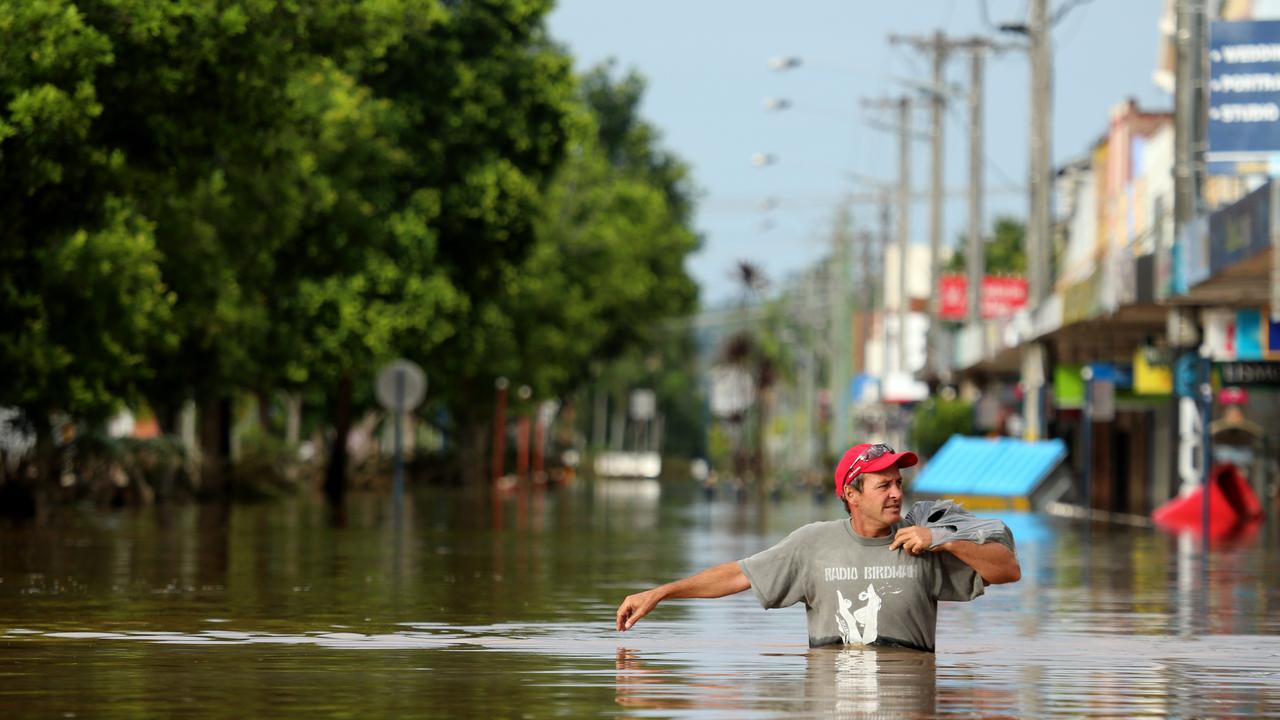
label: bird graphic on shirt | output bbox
[835,589,860,644]
[853,584,882,643]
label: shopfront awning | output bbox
[912,436,1068,506]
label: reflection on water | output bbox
[3,483,1280,718]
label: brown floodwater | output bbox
[2,479,1279,718]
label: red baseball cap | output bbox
[834,442,918,497]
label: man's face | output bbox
[846,467,904,528]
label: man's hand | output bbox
[616,588,665,631]
[890,526,934,556]
[614,562,750,631]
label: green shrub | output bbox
[64,431,192,505]
[911,398,974,459]
[229,429,301,501]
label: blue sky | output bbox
[547,1,1168,306]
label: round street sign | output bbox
[376,359,427,412]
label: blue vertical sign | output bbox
[1208,21,1280,173]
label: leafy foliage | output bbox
[0,1,173,424]
[947,216,1026,275]
[0,2,703,491]
[910,397,974,459]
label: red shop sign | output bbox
[938,275,1029,320]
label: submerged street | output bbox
[3,483,1278,718]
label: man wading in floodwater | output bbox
[615,443,1021,652]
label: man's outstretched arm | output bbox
[615,561,751,631]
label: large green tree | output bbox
[533,64,702,462]
[262,55,464,502]
[0,1,175,475]
[88,1,328,482]
[423,61,704,477]
[2,1,705,497]
[328,0,578,488]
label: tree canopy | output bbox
[946,216,1026,275]
[0,0,703,486]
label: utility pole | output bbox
[1026,0,1052,441]
[854,228,876,374]
[960,38,1020,327]
[896,96,912,379]
[995,0,1055,441]
[889,32,1011,379]
[859,97,913,385]
[1028,0,1051,309]
[928,32,946,380]
[1172,0,1210,549]
[1174,0,1205,230]
[889,32,948,381]
[967,46,985,330]
[801,268,820,470]
[827,204,854,456]
[879,192,893,384]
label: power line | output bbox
[979,0,1000,33]
[1053,0,1091,52]
[1051,0,1095,27]
[981,0,1090,32]
[941,94,1022,194]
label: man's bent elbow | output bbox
[987,562,1021,585]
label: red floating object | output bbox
[1153,463,1262,540]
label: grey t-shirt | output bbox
[738,519,988,652]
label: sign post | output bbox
[1199,351,1214,556]
[376,360,427,516]
[1174,352,1203,497]
[1081,365,1093,509]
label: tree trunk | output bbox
[256,391,272,433]
[755,385,773,500]
[284,393,302,445]
[325,374,353,512]
[198,395,232,499]
[467,421,489,486]
[556,399,576,452]
[151,399,181,438]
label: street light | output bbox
[751,152,777,167]
[763,97,792,111]
[768,56,802,71]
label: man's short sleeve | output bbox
[738,525,814,610]
[932,552,986,602]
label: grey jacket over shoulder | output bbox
[902,499,1016,551]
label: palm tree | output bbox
[719,261,779,497]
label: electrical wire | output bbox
[942,93,1025,193]
[1054,0,1090,54]
[979,0,1001,33]
[1051,0,1096,27]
